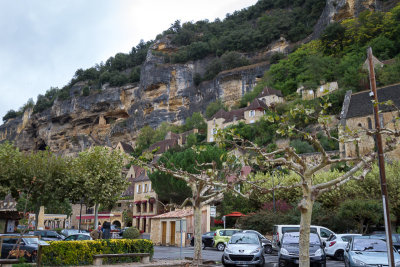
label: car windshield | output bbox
[229,234,259,245]
[282,233,321,245]
[353,239,387,252]
[24,237,40,244]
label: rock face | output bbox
[0,37,268,155]
[3,0,398,155]
[306,0,400,41]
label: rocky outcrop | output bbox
[306,0,400,41]
[0,38,269,155]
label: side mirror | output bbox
[262,241,268,246]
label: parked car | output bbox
[242,230,273,254]
[222,232,266,267]
[60,229,88,237]
[344,236,400,267]
[0,234,49,262]
[325,234,361,261]
[278,231,326,267]
[213,229,241,251]
[369,233,400,251]
[273,224,334,250]
[190,231,215,249]
[64,233,92,241]
[31,230,64,241]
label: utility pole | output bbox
[367,47,395,267]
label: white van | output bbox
[272,224,335,250]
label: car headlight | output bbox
[251,248,261,254]
[280,248,289,256]
[314,248,323,257]
[352,258,367,266]
[225,248,234,253]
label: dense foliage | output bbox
[123,227,141,239]
[267,4,400,95]
[161,0,325,62]
[149,145,226,204]
[41,239,153,265]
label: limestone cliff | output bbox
[2,0,398,155]
[0,37,268,155]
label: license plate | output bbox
[294,260,299,264]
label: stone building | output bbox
[257,87,284,106]
[131,166,160,234]
[297,81,339,100]
[339,83,400,158]
[0,195,22,233]
[150,206,210,247]
[207,98,269,142]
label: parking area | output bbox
[153,246,345,267]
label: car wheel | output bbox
[264,245,273,254]
[334,250,344,261]
[221,255,230,267]
[256,254,265,267]
[202,242,205,250]
[217,242,225,251]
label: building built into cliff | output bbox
[207,98,269,142]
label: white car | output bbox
[325,233,361,261]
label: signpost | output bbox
[176,219,187,259]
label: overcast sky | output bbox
[0,0,258,123]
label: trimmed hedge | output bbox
[41,239,153,266]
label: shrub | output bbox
[41,239,153,266]
[123,227,140,239]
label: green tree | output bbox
[183,112,207,133]
[337,199,383,233]
[70,146,128,228]
[205,99,228,119]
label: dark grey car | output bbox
[0,234,49,262]
[278,232,326,267]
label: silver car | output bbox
[222,232,265,267]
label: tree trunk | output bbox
[34,209,40,231]
[94,203,99,230]
[299,180,314,267]
[193,203,203,266]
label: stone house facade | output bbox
[131,165,160,234]
[150,206,210,247]
[257,87,284,106]
[297,82,339,100]
[207,98,269,142]
[339,83,400,159]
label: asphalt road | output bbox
[153,246,345,267]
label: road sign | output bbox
[210,206,216,217]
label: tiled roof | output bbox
[257,87,283,98]
[119,142,134,154]
[245,98,269,112]
[148,139,178,154]
[345,83,400,119]
[153,209,193,219]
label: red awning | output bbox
[134,201,141,204]
[76,215,112,220]
[149,198,156,204]
[224,211,246,217]
[141,200,147,204]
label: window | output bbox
[320,228,333,238]
[144,184,148,193]
[136,185,140,193]
[149,183,152,192]
[149,202,154,212]
[138,185,142,193]
[367,117,372,129]
[137,205,141,213]
[309,90,313,95]
[249,110,255,117]
[117,203,121,207]
[212,128,217,135]
[319,86,324,92]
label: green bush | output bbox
[41,239,153,266]
[123,227,140,239]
